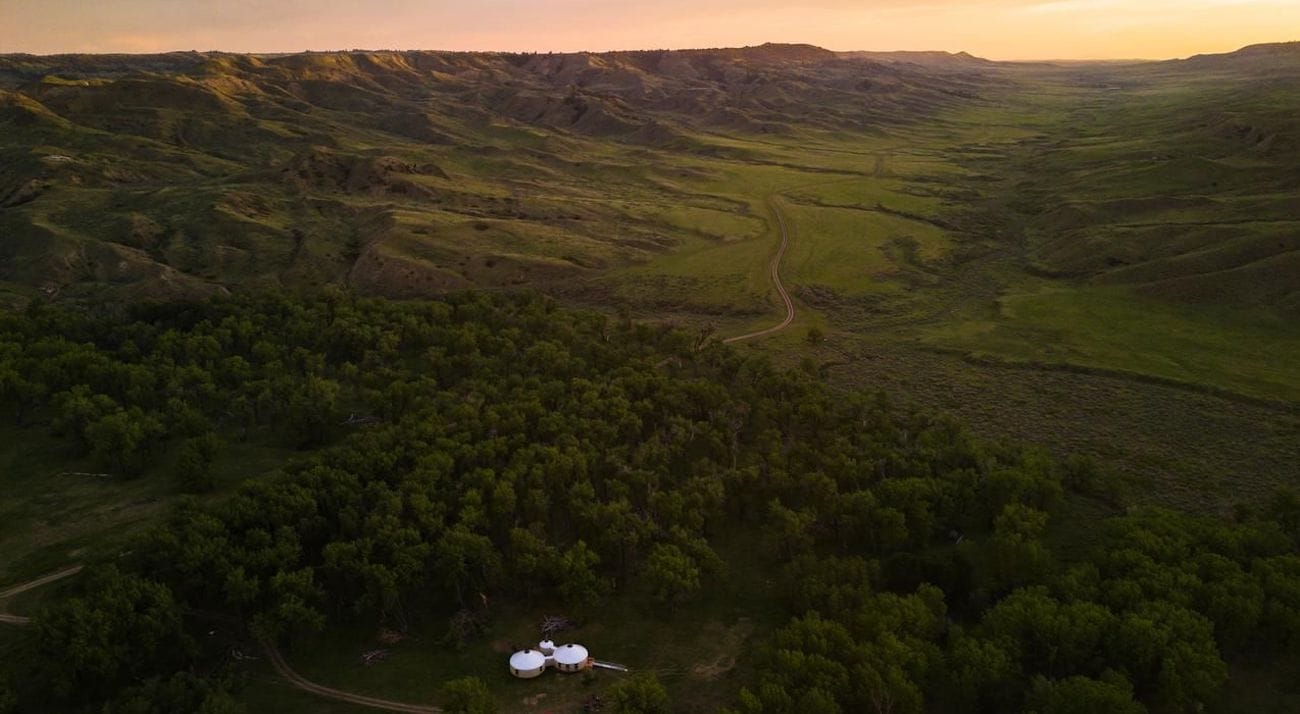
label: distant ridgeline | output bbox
[0,44,993,304]
[1,42,1297,317]
[0,291,1297,711]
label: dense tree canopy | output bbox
[0,291,1295,712]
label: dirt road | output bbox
[0,566,439,712]
[261,638,442,713]
[0,565,84,625]
[724,194,796,344]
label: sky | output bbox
[2,0,1298,60]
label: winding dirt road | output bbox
[0,565,84,625]
[724,194,796,344]
[1,567,437,713]
[260,638,442,713]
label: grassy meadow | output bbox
[237,531,783,713]
[587,72,1300,513]
[0,421,292,591]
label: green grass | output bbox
[0,421,292,590]
[1218,652,1300,714]
[924,286,1300,404]
[784,201,949,295]
[236,532,782,713]
[646,205,766,243]
[787,177,946,217]
[0,423,154,585]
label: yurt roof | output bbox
[510,649,547,670]
[553,643,589,665]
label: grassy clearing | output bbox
[0,424,156,585]
[237,532,781,712]
[787,177,946,216]
[648,204,766,243]
[0,421,292,590]
[1220,653,1300,714]
[783,204,912,297]
[923,285,1300,403]
[600,125,963,331]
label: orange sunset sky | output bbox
[2,0,1298,60]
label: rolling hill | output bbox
[1,41,1299,508]
[0,45,992,304]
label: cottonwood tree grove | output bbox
[0,291,1296,712]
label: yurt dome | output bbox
[552,643,590,672]
[509,649,547,679]
[538,639,556,655]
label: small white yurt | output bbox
[509,649,547,679]
[538,640,556,655]
[552,643,590,673]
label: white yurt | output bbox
[537,640,556,655]
[552,643,590,673]
[509,648,547,679]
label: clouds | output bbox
[0,0,1296,58]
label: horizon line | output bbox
[5,39,1295,63]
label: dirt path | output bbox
[0,565,84,625]
[724,194,796,343]
[260,638,442,713]
[0,568,439,712]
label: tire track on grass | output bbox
[260,638,442,713]
[723,173,871,344]
[724,193,796,343]
[1,568,438,713]
[0,565,84,626]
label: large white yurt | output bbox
[552,643,590,673]
[509,648,547,679]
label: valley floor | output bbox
[2,46,1299,713]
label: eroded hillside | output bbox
[0,45,992,304]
